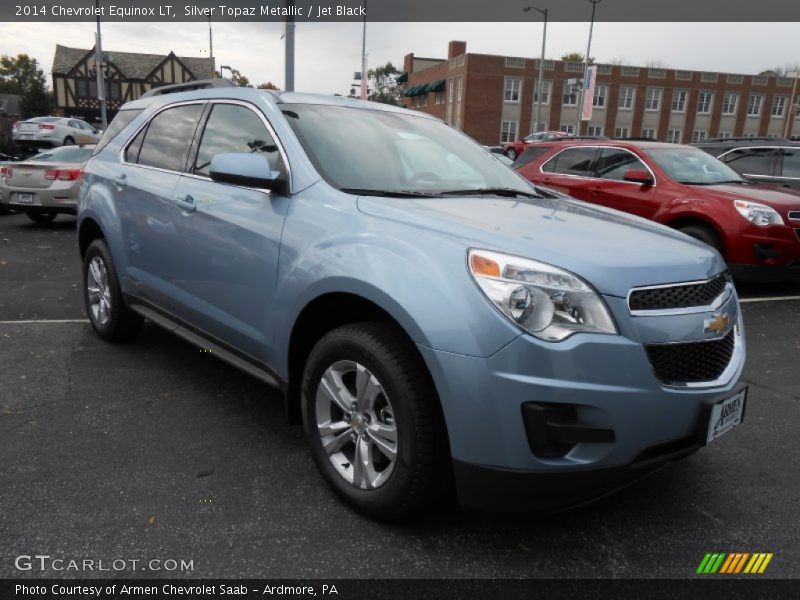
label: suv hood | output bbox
[357,194,724,298]
[705,183,800,210]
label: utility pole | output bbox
[285,0,295,91]
[208,15,214,77]
[577,0,601,135]
[524,6,548,133]
[94,0,107,129]
[360,0,368,100]
[783,70,799,138]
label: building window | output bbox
[563,86,578,106]
[672,90,688,112]
[500,120,518,143]
[719,131,732,138]
[675,70,693,81]
[618,86,635,109]
[772,96,787,117]
[667,129,681,143]
[587,124,603,136]
[504,77,521,103]
[700,72,719,83]
[560,123,575,135]
[533,80,551,105]
[505,57,525,69]
[648,68,667,79]
[419,94,427,107]
[642,128,656,139]
[455,114,461,129]
[592,84,607,108]
[747,94,763,117]
[614,126,630,138]
[722,92,738,115]
[692,130,707,143]
[621,66,640,77]
[645,88,662,111]
[457,77,463,102]
[435,91,445,105]
[697,92,713,114]
[727,74,744,84]
[564,62,584,73]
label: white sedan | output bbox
[12,116,103,147]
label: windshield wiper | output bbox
[339,188,441,198]
[678,180,748,186]
[438,187,540,198]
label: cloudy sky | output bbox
[0,21,798,94]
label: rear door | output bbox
[169,101,291,362]
[114,101,205,310]
[538,146,599,201]
[586,147,658,218]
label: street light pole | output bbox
[577,0,601,135]
[94,0,107,129]
[524,6,548,133]
[783,70,799,138]
[208,15,214,77]
[360,0,367,100]
[285,0,295,91]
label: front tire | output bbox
[301,321,449,520]
[26,211,57,223]
[678,224,724,257]
[82,239,143,342]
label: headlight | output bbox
[468,249,617,341]
[734,200,784,226]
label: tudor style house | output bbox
[51,45,215,122]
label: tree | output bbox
[645,59,669,68]
[367,62,402,106]
[225,68,250,87]
[0,54,52,117]
[759,64,800,77]
[257,81,279,90]
[561,52,595,64]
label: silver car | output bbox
[0,145,94,223]
[12,116,103,147]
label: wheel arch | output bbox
[78,216,107,259]
[666,214,727,257]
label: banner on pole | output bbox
[581,65,596,121]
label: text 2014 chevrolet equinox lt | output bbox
[77,83,747,519]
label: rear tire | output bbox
[301,321,449,520]
[26,211,57,223]
[63,136,75,146]
[678,224,724,256]
[82,239,143,342]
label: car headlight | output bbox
[468,249,617,341]
[734,200,783,226]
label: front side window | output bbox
[504,78,521,102]
[619,86,635,109]
[93,108,142,155]
[648,147,744,184]
[594,147,649,181]
[134,103,203,172]
[542,147,598,176]
[645,88,661,111]
[282,104,534,195]
[747,94,763,117]
[778,148,800,178]
[193,103,281,177]
[722,148,775,176]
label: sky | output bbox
[0,21,798,95]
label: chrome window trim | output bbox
[627,273,733,317]
[118,98,292,195]
[538,145,658,187]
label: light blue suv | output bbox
[78,81,746,519]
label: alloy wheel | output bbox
[87,256,112,326]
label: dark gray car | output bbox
[694,137,800,190]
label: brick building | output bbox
[401,41,800,145]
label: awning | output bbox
[428,79,445,92]
[396,72,408,83]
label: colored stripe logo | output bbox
[697,553,773,574]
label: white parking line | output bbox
[0,319,89,324]
[740,295,800,304]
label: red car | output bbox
[516,140,800,280]
[503,131,571,161]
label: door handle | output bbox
[111,174,127,188]
[175,194,196,214]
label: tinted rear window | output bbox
[32,146,94,163]
[93,108,143,155]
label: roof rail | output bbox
[140,78,237,98]
[553,135,609,141]
[702,136,791,143]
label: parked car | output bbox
[503,131,572,160]
[694,137,800,190]
[516,139,800,281]
[78,83,746,519]
[12,116,103,148]
[0,145,94,222]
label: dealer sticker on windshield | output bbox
[707,388,746,444]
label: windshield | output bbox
[647,147,745,185]
[32,146,94,163]
[282,103,536,195]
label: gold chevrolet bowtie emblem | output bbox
[704,313,730,336]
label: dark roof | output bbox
[52,45,215,80]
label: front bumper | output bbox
[417,291,745,509]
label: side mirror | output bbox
[209,153,286,193]
[623,168,654,185]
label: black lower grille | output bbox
[794,228,800,242]
[645,330,735,385]
[629,272,728,311]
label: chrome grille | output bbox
[628,272,729,312]
[645,330,735,385]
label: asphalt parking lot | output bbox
[1,212,799,579]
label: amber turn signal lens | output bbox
[470,254,501,277]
